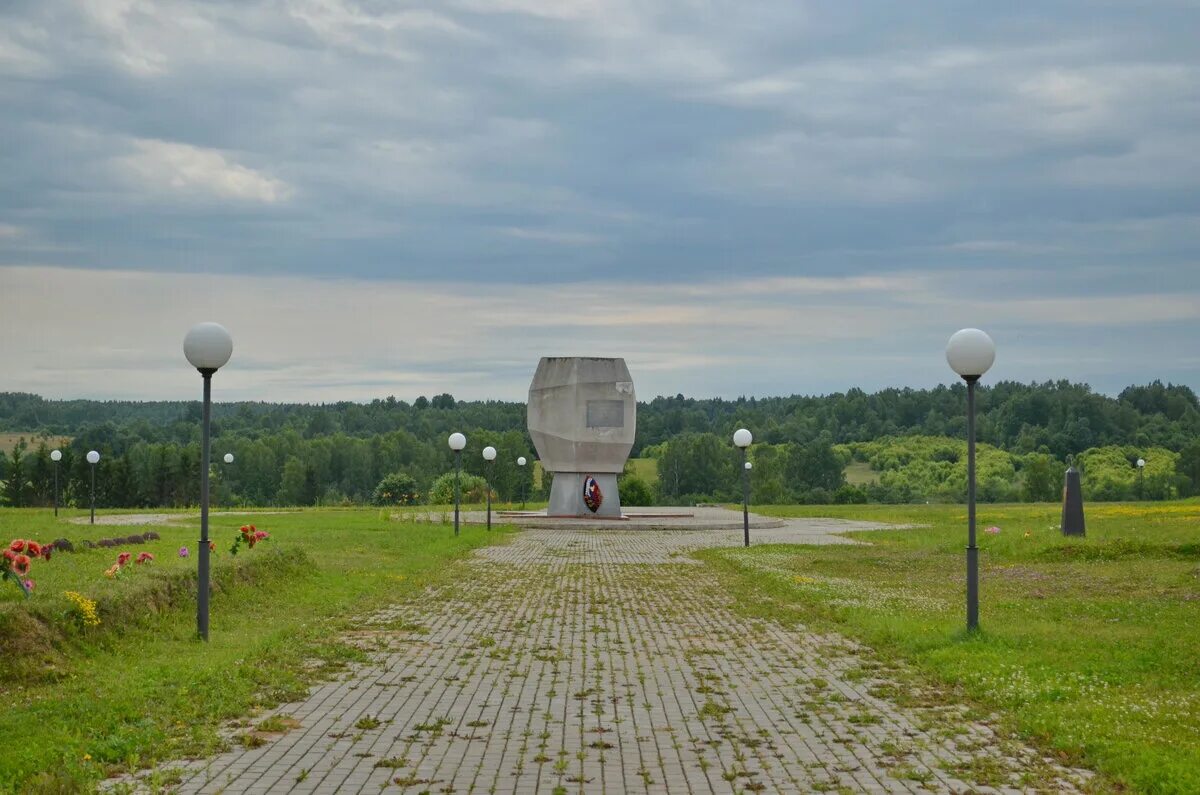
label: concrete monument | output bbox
[527,357,636,517]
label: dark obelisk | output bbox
[1061,466,1086,536]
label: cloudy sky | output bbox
[1,1,1198,403]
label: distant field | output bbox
[627,457,658,483]
[0,432,70,453]
[843,460,880,485]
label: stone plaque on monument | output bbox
[527,357,636,517]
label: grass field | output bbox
[701,501,1200,794]
[0,507,511,792]
[0,432,70,453]
[622,456,877,488]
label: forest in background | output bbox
[0,380,1197,508]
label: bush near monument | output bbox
[372,472,420,506]
[427,472,491,504]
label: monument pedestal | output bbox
[548,473,622,518]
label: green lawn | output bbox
[0,507,511,792]
[701,501,1200,794]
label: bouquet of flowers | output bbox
[3,539,53,598]
[230,525,269,555]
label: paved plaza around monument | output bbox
[143,513,1090,794]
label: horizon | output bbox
[2,375,1192,411]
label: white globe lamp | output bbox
[945,328,995,380]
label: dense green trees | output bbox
[0,378,1196,507]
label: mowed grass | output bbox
[0,507,511,792]
[700,501,1200,794]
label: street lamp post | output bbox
[483,446,497,530]
[1137,458,1146,500]
[86,450,100,524]
[50,449,62,517]
[184,321,234,642]
[517,456,527,509]
[946,328,996,634]
[733,429,753,547]
[449,433,466,536]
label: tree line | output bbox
[0,380,1197,508]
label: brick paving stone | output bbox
[123,516,1092,794]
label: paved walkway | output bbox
[142,517,1088,794]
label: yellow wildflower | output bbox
[64,591,101,627]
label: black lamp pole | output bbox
[965,375,980,633]
[89,462,96,524]
[454,449,461,537]
[741,450,750,548]
[198,369,214,641]
[486,459,493,531]
[53,459,59,517]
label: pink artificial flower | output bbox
[23,579,34,592]
[253,530,268,541]
[178,546,189,558]
[984,525,1001,535]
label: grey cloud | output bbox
[0,0,1197,396]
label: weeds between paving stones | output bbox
[121,524,1097,793]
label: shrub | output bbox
[372,472,420,506]
[833,485,868,504]
[618,474,654,507]
[428,472,491,504]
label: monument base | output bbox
[548,472,622,518]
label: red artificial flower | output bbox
[240,525,250,537]
[209,541,216,552]
[12,554,31,576]
[9,539,25,553]
[26,541,41,557]
[2,549,15,563]
[248,525,256,533]
[136,552,154,564]
[247,537,257,548]
[41,544,53,561]
[117,552,132,567]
